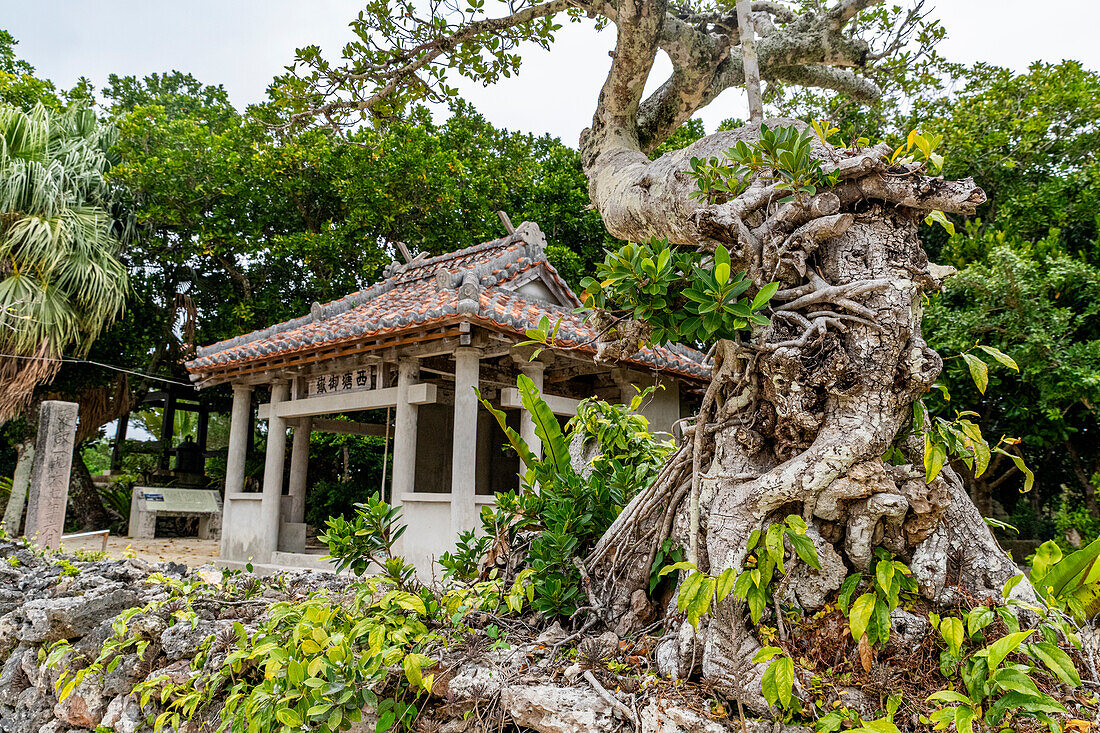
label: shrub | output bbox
[438,375,671,617]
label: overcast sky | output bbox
[2,1,1098,146]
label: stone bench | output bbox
[128,487,222,540]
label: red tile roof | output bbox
[186,222,709,383]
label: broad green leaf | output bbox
[658,561,697,578]
[857,719,901,733]
[715,262,730,285]
[985,690,1064,726]
[876,560,895,594]
[773,656,794,708]
[786,531,821,570]
[760,658,779,708]
[849,593,876,641]
[961,353,989,394]
[516,373,570,475]
[275,708,303,727]
[751,282,780,311]
[715,568,738,602]
[927,690,972,705]
[752,646,784,663]
[1028,641,1082,687]
[986,630,1033,671]
[1033,536,1100,602]
[954,705,976,733]
[765,523,785,574]
[838,573,863,614]
[976,345,1018,371]
[966,607,995,639]
[939,616,964,656]
[1002,573,1025,599]
[924,432,947,483]
[475,388,536,469]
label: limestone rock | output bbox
[499,684,616,733]
[0,645,30,706]
[53,672,107,728]
[0,612,18,659]
[18,585,139,643]
[101,694,144,733]
[161,619,218,660]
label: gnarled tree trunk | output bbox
[577,17,1031,702]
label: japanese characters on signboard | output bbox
[308,367,376,396]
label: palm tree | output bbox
[0,103,129,422]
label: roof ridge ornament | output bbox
[456,270,481,314]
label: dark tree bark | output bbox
[68,450,112,531]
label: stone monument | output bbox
[23,400,79,549]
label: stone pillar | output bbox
[518,360,545,459]
[287,417,311,524]
[451,348,480,536]
[392,359,420,508]
[23,401,79,549]
[220,384,252,557]
[259,381,289,561]
[1,439,33,535]
[224,384,253,498]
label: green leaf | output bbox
[849,593,876,641]
[475,387,536,468]
[516,372,570,475]
[939,616,965,656]
[1002,573,1025,599]
[976,345,1018,371]
[760,658,779,708]
[924,432,947,483]
[927,690,972,705]
[985,630,1033,671]
[985,690,1064,726]
[715,568,738,602]
[773,656,794,708]
[954,705,976,733]
[715,262,730,286]
[875,560,895,594]
[658,561,697,578]
[765,523,785,574]
[786,531,821,570]
[857,719,901,733]
[838,573,862,614]
[992,447,1035,493]
[961,353,989,394]
[1027,641,1082,687]
[924,209,955,235]
[751,282,780,311]
[752,646,784,664]
[275,708,303,727]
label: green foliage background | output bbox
[0,15,1098,546]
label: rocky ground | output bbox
[0,540,805,733]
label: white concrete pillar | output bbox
[220,383,253,559]
[391,359,420,508]
[224,384,253,497]
[259,381,289,561]
[287,417,311,523]
[451,348,480,536]
[518,360,545,459]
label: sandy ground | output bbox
[59,534,223,570]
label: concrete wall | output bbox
[639,377,681,438]
[401,494,497,581]
[221,494,266,562]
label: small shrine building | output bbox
[185,222,709,576]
